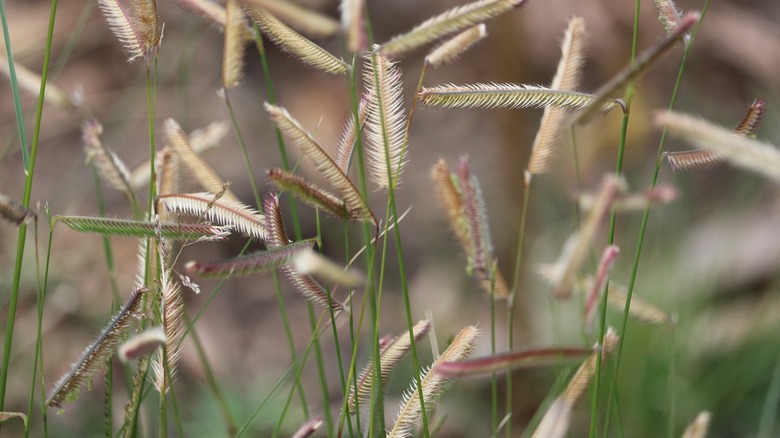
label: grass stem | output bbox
[0,0,59,419]
[590,1,641,436]
[602,6,710,437]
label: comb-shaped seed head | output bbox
[388,326,479,437]
[425,24,487,67]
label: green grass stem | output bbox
[506,174,531,438]
[758,350,780,438]
[366,29,428,436]
[92,168,126,437]
[25,211,52,438]
[309,303,334,437]
[0,0,30,170]
[589,1,641,436]
[490,272,498,437]
[314,213,354,437]
[223,90,263,207]
[251,29,321,426]
[186,319,238,435]
[0,0,58,421]
[602,6,710,437]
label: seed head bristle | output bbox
[47,287,148,409]
[186,239,316,279]
[456,157,492,278]
[222,0,247,89]
[336,88,373,174]
[263,193,343,310]
[292,416,325,438]
[133,238,153,289]
[152,268,185,394]
[265,103,376,224]
[155,149,182,222]
[656,111,780,181]
[573,12,699,125]
[239,0,340,38]
[435,347,590,378]
[281,248,344,310]
[664,150,723,173]
[348,320,431,413]
[267,168,350,221]
[173,0,229,31]
[97,0,144,61]
[606,283,671,326]
[131,121,229,189]
[431,158,509,298]
[119,327,166,362]
[82,119,136,201]
[0,53,76,108]
[530,398,572,438]
[160,192,266,240]
[134,0,160,54]
[735,98,766,137]
[364,51,407,191]
[379,0,525,58]
[431,159,471,255]
[293,249,364,288]
[425,24,487,67]
[248,9,347,74]
[419,83,617,112]
[652,0,685,39]
[583,245,620,328]
[553,175,619,299]
[682,411,711,438]
[165,118,239,202]
[388,326,479,437]
[559,328,618,406]
[56,215,230,240]
[340,0,366,52]
[0,193,34,226]
[663,99,766,173]
[528,17,586,174]
[263,193,289,247]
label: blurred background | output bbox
[1,0,780,436]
